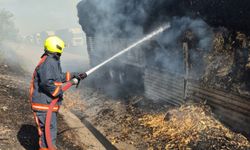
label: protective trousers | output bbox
[33,111,57,149]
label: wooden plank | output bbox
[190,91,250,116]
[208,101,250,123]
[189,83,250,103]
[183,42,190,100]
[189,96,250,128]
[212,109,250,134]
[188,86,250,111]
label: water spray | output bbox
[86,23,171,76]
[45,23,171,150]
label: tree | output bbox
[0,9,18,43]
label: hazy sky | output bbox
[0,0,81,35]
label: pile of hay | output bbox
[139,104,250,149]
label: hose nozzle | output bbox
[71,78,79,85]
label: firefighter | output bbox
[29,36,81,149]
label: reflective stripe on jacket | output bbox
[32,103,60,112]
[30,53,72,110]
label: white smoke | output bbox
[0,0,81,35]
[76,0,214,97]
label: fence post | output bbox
[183,42,189,100]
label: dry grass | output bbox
[63,90,85,112]
[139,104,250,149]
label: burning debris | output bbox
[202,29,250,95]
[75,89,250,149]
[139,104,250,149]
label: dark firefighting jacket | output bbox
[30,53,73,112]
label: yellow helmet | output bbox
[44,36,65,54]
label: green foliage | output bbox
[0,9,18,43]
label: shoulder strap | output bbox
[29,55,48,100]
[35,55,47,72]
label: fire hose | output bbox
[45,81,73,150]
[45,23,171,150]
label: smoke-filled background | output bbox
[77,0,217,97]
[0,0,80,35]
[78,0,250,36]
[76,1,250,137]
[0,0,88,74]
[76,0,250,99]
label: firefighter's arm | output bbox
[60,71,83,83]
[60,72,86,83]
[60,72,72,83]
[39,62,63,97]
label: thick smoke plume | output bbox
[77,0,213,97]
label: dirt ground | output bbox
[73,87,250,150]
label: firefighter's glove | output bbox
[77,72,87,80]
[71,72,87,88]
[72,72,87,80]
